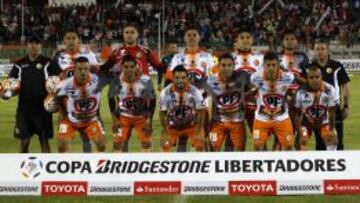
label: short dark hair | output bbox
[282,29,297,40]
[173,65,188,75]
[124,22,140,32]
[63,28,78,39]
[218,53,235,63]
[314,38,330,46]
[263,51,280,62]
[75,56,89,64]
[305,64,322,77]
[121,54,137,65]
[27,34,42,44]
[185,23,200,34]
[238,25,253,36]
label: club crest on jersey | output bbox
[326,67,333,74]
[263,94,284,109]
[136,52,142,59]
[36,63,43,69]
[217,92,241,107]
[74,97,97,112]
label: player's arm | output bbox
[159,90,171,145]
[146,48,166,73]
[144,79,156,135]
[193,88,206,138]
[99,51,117,72]
[340,83,350,119]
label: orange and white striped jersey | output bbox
[56,73,100,124]
[53,46,99,78]
[204,72,249,122]
[278,51,308,90]
[159,84,206,129]
[232,50,263,73]
[294,82,339,125]
[116,75,155,118]
[250,70,294,121]
[169,49,215,82]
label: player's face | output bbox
[63,32,80,52]
[123,26,139,45]
[74,62,90,84]
[173,71,188,90]
[219,58,235,80]
[283,34,298,51]
[264,59,280,79]
[236,32,253,51]
[314,43,329,60]
[168,44,178,54]
[122,61,138,81]
[307,69,322,90]
[27,42,41,57]
[185,30,200,47]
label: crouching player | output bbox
[160,65,206,152]
[55,57,105,152]
[204,53,249,151]
[251,52,295,151]
[294,65,338,150]
[111,55,155,152]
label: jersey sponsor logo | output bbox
[169,105,193,120]
[134,181,181,195]
[229,181,276,195]
[324,179,360,195]
[187,69,204,82]
[74,97,98,113]
[122,97,146,111]
[263,94,285,110]
[41,181,87,196]
[305,105,327,122]
[216,91,241,107]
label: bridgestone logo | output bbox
[89,186,131,193]
[279,185,321,192]
[0,186,39,192]
[183,186,225,192]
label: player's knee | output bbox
[141,141,152,150]
[96,144,106,152]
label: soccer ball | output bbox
[45,76,61,94]
[20,156,43,178]
[44,94,58,113]
[1,78,21,97]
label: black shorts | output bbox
[14,110,53,140]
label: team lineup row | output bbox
[0,23,350,153]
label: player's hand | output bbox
[112,121,121,134]
[341,107,349,120]
[143,120,153,135]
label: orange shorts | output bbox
[58,119,103,141]
[209,121,246,150]
[253,118,294,148]
[162,126,204,151]
[113,116,151,144]
[300,125,337,145]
